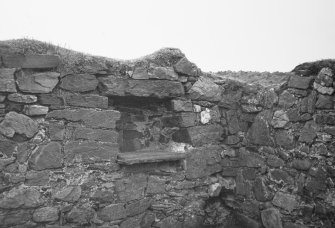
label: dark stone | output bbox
[64,94,108,109]
[278,91,296,108]
[126,198,152,217]
[185,145,222,179]
[115,174,147,202]
[287,108,300,122]
[261,208,283,228]
[291,159,312,171]
[242,168,256,180]
[53,185,81,202]
[283,222,308,228]
[147,176,166,194]
[60,74,98,92]
[275,130,295,149]
[247,110,274,146]
[151,66,179,80]
[238,148,265,167]
[7,93,37,103]
[173,124,223,147]
[0,187,43,209]
[226,110,240,134]
[305,167,327,194]
[225,135,240,145]
[254,177,273,201]
[120,214,144,228]
[174,57,198,76]
[0,209,33,227]
[288,75,313,89]
[47,109,121,129]
[299,121,317,143]
[299,113,312,122]
[39,94,63,107]
[315,113,335,125]
[29,141,62,170]
[272,192,298,212]
[98,77,128,96]
[64,141,118,164]
[2,54,60,68]
[0,111,38,138]
[234,213,262,228]
[48,121,65,140]
[33,206,59,222]
[315,94,333,109]
[170,99,193,112]
[16,70,60,93]
[188,77,222,101]
[66,206,94,225]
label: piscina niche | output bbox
[0,39,334,228]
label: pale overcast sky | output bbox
[1,0,334,72]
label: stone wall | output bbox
[0,39,334,228]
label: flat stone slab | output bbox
[2,54,60,68]
[117,151,186,165]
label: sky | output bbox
[0,0,334,72]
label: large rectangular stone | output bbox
[73,127,118,143]
[2,54,60,68]
[0,68,17,92]
[64,94,108,109]
[64,141,119,164]
[173,124,224,147]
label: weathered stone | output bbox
[299,121,317,143]
[185,145,222,179]
[7,93,37,103]
[174,57,198,76]
[98,203,127,221]
[0,209,33,227]
[288,75,313,89]
[261,208,283,228]
[234,213,262,228]
[53,185,82,202]
[147,176,166,194]
[292,159,312,171]
[226,110,240,134]
[47,109,121,129]
[120,214,144,228]
[271,110,289,128]
[0,139,16,157]
[64,141,118,164]
[313,82,334,95]
[173,124,223,147]
[126,198,152,217]
[272,192,298,212]
[275,130,295,149]
[278,91,296,108]
[23,105,49,116]
[188,76,221,101]
[25,170,50,186]
[283,222,308,228]
[33,207,59,222]
[66,206,94,225]
[299,113,312,122]
[60,74,98,92]
[225,135,240,145]
[29,141,62,170]
[299,91,317,113]
[16,70,60,93]
[2,54,60,68]
[132,66,149,79]
[0,95,5,102]
[315,67,333,86]
[266,155,285,168]
[247,110,274,146]
[238,148,265,167]
[269,169,294,185]
[324,126,335,136]
[170,99,193,112]
[0,187,43,208]
[39,94,63,107]
[64,94,108,109]
[315,113,335,125]
[48,121,65,140]
[254,177,273,201]
[115,174,147,202]
[0,111,38,138]
[98,77,127,96]
[315,94,333,109]
[0,68,17,92]
[73,127,118,143]
[151,66,179,80]
[286,108,300,122]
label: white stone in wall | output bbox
[193,104,201,113]
[200,108,211,124]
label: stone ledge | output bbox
[117,151,186,165]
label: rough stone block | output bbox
[7,93,37,103]
[53,185,82,202]
[73,126,118,143]
[29,141,62,170]
[64,94,108,109]
[0,68,17,92]
[247,110,274,146]
[288,75,313,89]
[2,54,60,68]
[261,208,283,228]
[98,203,127,221]
[60,74,98,92]
[115,174,147,202]
[272,192,298,212]
[0,111,38,138]
[188,76,222,101]
[0,187,43,209]
[23,105,49,116]
[174,57,198,77]
[170,99,193,112]
[162,112,197,128]
[16,70,60,93]
[33,207,59,222]
[64,141,119,164]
